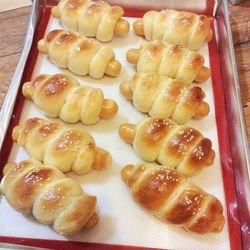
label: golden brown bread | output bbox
[23,73,118,125]
[133,9,213,50]
[119,117,215,177]
[51,0,130,42]
[121,163,225,234]
[0,159,99,235]
[38,29,121,79]
[120,73,209,124]
[12,117,112,175]
[126,41,210,83]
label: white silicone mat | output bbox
[0,16,230,250]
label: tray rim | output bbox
[215,1,250,249]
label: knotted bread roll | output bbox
[12,118,112,175]
[1,159,99,235]
[126,41,210,83]
[23,73,118,125]
[119,117,215,177]
[51,0,130,42]
[120,73,209,124]
[133,9,213,50]
[38,29,121,79]
[122,163,225,234]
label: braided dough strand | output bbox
[0,159,98,235]
[12,118,112,175]
[122,163,225,234]
[119,117,215,177]
[38,29,121,79]
[51,0,130,42]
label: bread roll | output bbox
[1,159,99,235]
[133,9,213,50]
[23,73,118,125]
[51,0,130,42]
[38,29,121,79]
[12,117,112,175]
[126,41,210,83]
[120,73,209,124]
[119,117,215,177]
[122,163,225,234]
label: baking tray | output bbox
[0,0,249,249]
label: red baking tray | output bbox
[0,0,249,249]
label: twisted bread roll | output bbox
[38,29,121,79]
[120,73,209,124]
[122,163,225,234]
[23,74,118,125]
[126,41,210,83]
[133,9,213,50]
[51,0,130,42]
[119,117,215,177]
[1,159,99,235]
[12,118,112,175]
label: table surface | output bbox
[0,1,249,144]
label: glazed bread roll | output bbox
[120,73,209,124]
[1,159,99,235]
[133,9,213,50]
[38,29,121,79]
[126,41,210,83]
[51,0,130,42]
[119,117,215,177]
[12,118,112,175]
[23,73,118,125]
[122,163,225,234]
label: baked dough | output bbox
[23,73,118,125]
[12,117,112,175]
[133,9,213,50]
[122,163,225,234]
[126,41,210,83]
[51,0,130,42]
[1,159,99,235]
[38,29,121,79]
[119,117,215,177]
[120,73,209,124]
